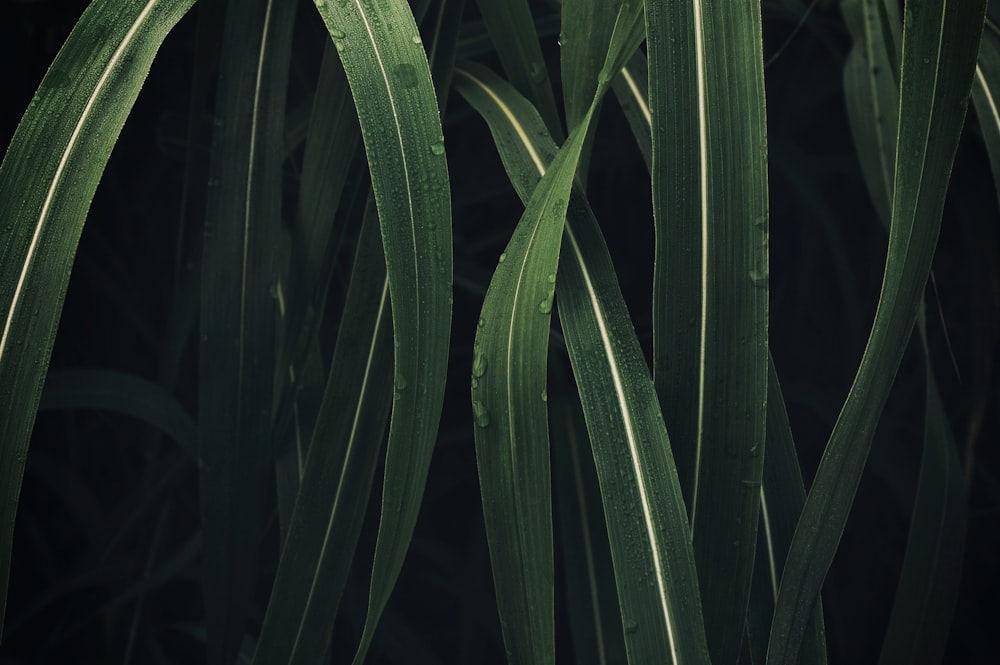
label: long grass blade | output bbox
[842,7,970,657]
[253,202,392,665]
[766,2,988,662]
[456,9,644,655]
[744,358,827,665]
[0,0,195,633]
[309,2,453,661]
[456,15,711,657]
[645,1,770,661]
[876,317,968,665]
[197,2,297,661]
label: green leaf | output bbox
[645,1,770,661]
[456,15,710,655]
[0,0,195,632]
[197,2,297,661]
[467,96,589,665]
[766,2,988,662]
[454,15,643,651]
[253,203,393,665]
[38,369,197,456]
[309,1,453,661]
[877,325,968,665]
[474,0,564,139]
[744,358,827,665]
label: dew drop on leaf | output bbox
[472,347,488,378]
[473,400,491,428]
[749,268,768,288]
[429,141,445,156]
[412,34,422,45]
[498,252,507,264]
[538,295,553,314]
[330,28,346,39]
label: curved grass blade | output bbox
[38,369,197,455]
[197,2,297,661]
[973,19,1000,200]
[645,1,769,661]
[766,2,988,662]
[0,0,195,633]
[474,0,564,139]
[454,17,644,652]
[253,203,393,665]
[467,97,590,665]
[455,26,710,659]
[744,358,827,665]
[877,318,968,665]
[309,2,453,661]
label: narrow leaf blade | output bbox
[767,2,988,662]
[0,0,195,632]
[310,2,453,660]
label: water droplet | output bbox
[471,377,480,389]
[430,140,445,156]
[540,390,547,402]
[393,63,419,89]
[558,32,568,47]
[330,28,346,39]
[473,400,491,427]
[546,273,556,284]
[749,268,768,288]
[472,348,488,378]
[478,317,486,328]
[624,619,639,635]
[412,34,422,45]
[538,295,553,314]
[395,374,408,391]
[498,252,507,264]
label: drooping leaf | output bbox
[456,12,711,655]
[767,2,988,662]
[645,1,770,661]
[309,2,453,661]
[38,369,197,456]
[0,0,196,632]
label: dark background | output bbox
[1,0,998,662]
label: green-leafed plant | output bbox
[1,0,996,663]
